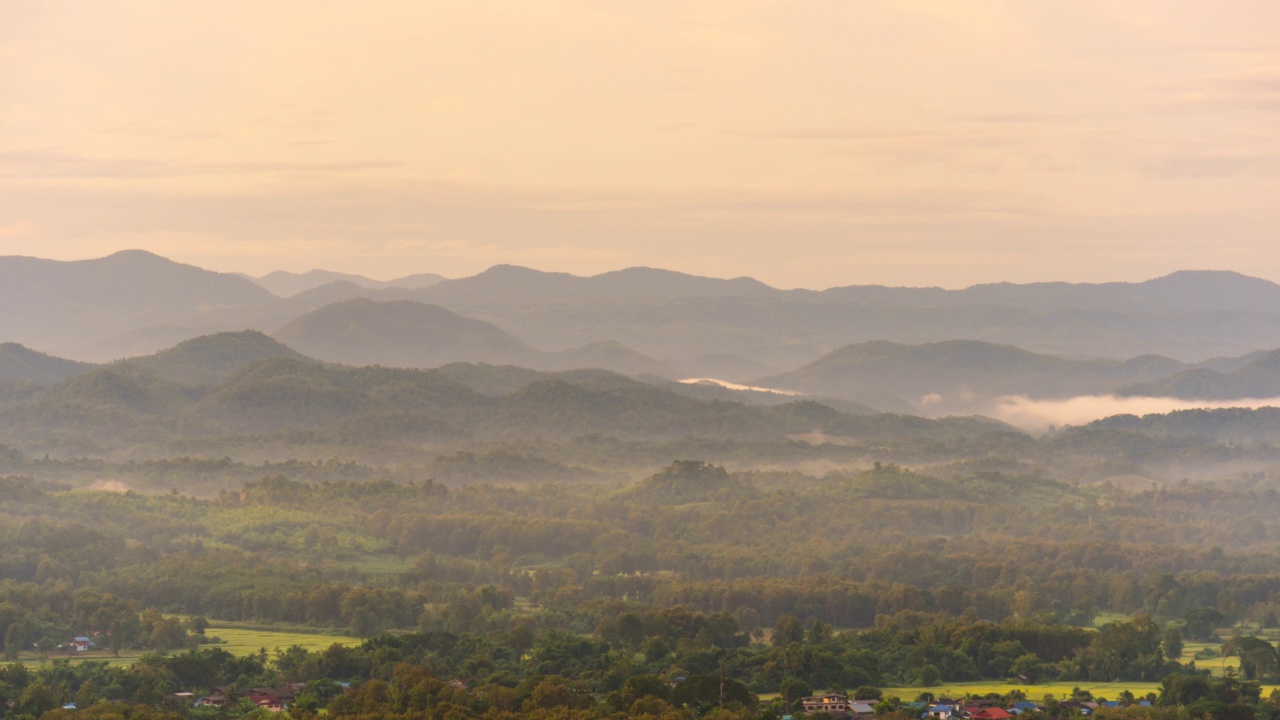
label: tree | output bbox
[187,616,210,635]
[1231,637,1277,681]
[109,620,123,657]
[1184,608,1225,642]
[773,615,804,647]
[20,682,58,716]
[35,636,55,659]
[671,674,756,711]
[75,680,99,709]
[780,679,811,711]
[644,635,669,663]
[1163,627,1184,664]
[808,619,833,645]
[918,665,940,687]
[1010,653,1047,683]
[3,623,20,661]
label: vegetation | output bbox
[6,314,1280,719]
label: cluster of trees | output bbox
[2,623,1280,720]
[10,452,1280,720]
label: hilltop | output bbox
[8,251,1280,370]
[754,340,1188,413]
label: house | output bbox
[923,704,956,720]
[71,637,95,652]
[850,702,877,716]
[971,708,1014,720]
[802,693,856,714]
[246,691,283,713]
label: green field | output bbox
[1,622,363,668]
[204,624,362,656]
[881,681,1163,701]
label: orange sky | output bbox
[1,1,1277,288]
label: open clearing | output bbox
[205,624,362,656]
[881,681,1164,701]
[2,622,362,668]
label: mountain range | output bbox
[5,250,1280,394]
[753,340,1190,413]
[247,269,447,297]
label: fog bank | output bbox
[991,395,1280,433]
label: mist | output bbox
[991,394,1280,433]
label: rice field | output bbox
[880,681,1163,701]
[2,622,363,669]
[201,623,363,656]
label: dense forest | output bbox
[7,447,1280,719]
[6,341,1280,719]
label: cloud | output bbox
[0,150,403,180]
[1145,153,1280,179]
[991,394,1280,433]
[1168,65,1280,113]
[0,222,38,239]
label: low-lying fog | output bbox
[991,395,1280,433]
[687,378,1280,433]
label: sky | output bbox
[1,1,1278,289]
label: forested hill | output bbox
[1116,349,1280,401]
[0,342,94,384]
[116,330,313,385]
[754,340,1189,411]
[8,250,1280,370]
[0,357,1005,458]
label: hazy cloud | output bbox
[0,150,403,180]
[0,2,1276,284]
[993,394,1280,433]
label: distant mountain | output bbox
[387,272,450,289]
[271,298,680,377]
[0,343,94,384]
[0,357,1004,449]
[754,340,1189,413]
[0,365,198,445]
[273,299,537,368]
[0,250,275,357]
[543,340,677,377]
[253,269,446,297]
[1087,407,1280,442]
[118,331,314,385]
[411,264,774,313]
[1117,349,1280,400]
[403,269,1280,370]
[617,460,755,504]
[821,270,1280,314]
[9,250,1280,370]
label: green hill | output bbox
[273,298,537,368]
[0,356,1010,453]
[617,460,755,504]
[117,330,314,385]
[754,340,1186,412]
[0,343,94,384]
[1116,349,1280,400]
